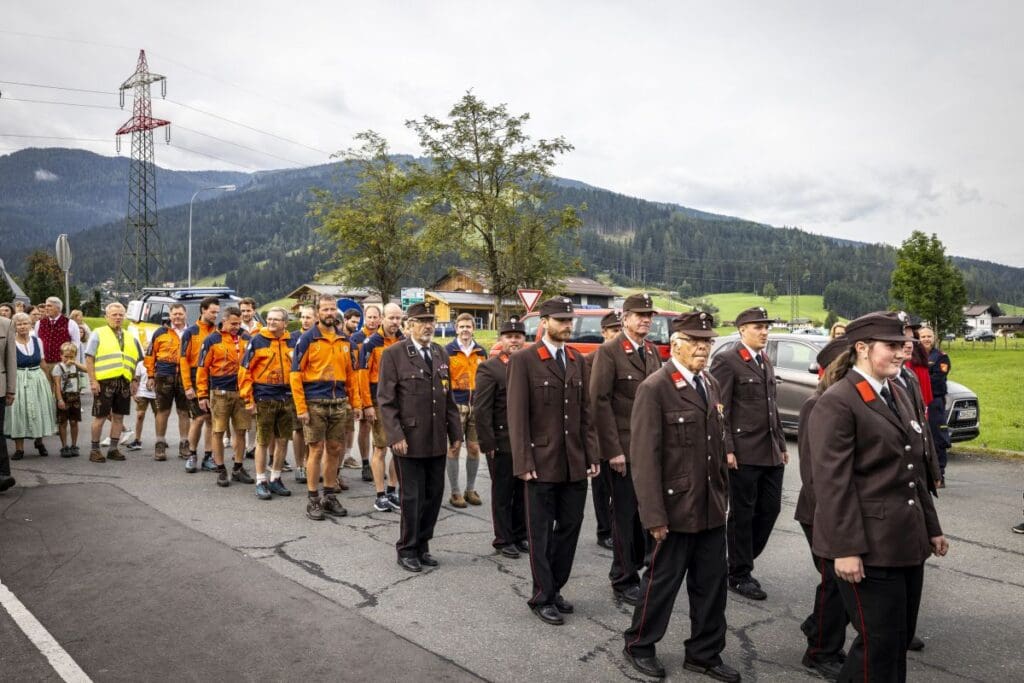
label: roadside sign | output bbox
[401,287,425,309]
[56,234,72,271]
[517,289,542,312]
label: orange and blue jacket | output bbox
[358,330,403,405]
[290,325,361,416]
[179,319,217,392]
[239,328,294,406]
[444,339,488,405]
[145,326,186,378]
[196,330,250,398]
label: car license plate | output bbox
[958,408,977,420]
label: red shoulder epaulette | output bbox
[621,339,634,355]
[738,347,752,362]
[536,345,551,361]
[855,380,876,403]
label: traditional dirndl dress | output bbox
[5,335,57,439]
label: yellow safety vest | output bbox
[93,326,139,381]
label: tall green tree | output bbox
[762,282,778,302]
[23,250,64,304]
[309,131,429,305]
[407,92,583,321]
[0,272,13,303]
[890,231,967,336]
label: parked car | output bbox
[965,330,996,342]
[125,287,259,349]
[708,332,980,442]
[943,332,957,342]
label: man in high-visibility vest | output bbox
[85,302,144,463]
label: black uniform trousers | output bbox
[608,463,645,589]
[394,454,446,558]
[727,463,784,580]
[485,450,525,548]
[927,397,949,473]
[624,526,728,663]
[591,467,612,542]
[524,479,588,607]
[834,562,924,683]
[0,409,9,477]
[800,523,848,663]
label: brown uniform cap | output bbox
[405,301,436,321]
[735,306,772,327]
[844,311,907,344]
[499,317,526,335]
[622,292,657,314]
[816,337,849,369]
[537,297,574,320]
[671,311,718,339]
[600,311,623,329]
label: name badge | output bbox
[910,420,923,434]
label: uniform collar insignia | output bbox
[854,380,876,403]
[670,370,686,389]
[621,338,633,354]
[738,347,752,362]
[536,344,552,361]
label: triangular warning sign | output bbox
[517,289,543,312]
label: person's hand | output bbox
[199,398,209,412]
[297,412,310,425]
[146,378,155,390]
[587,462,601,478]
[352,408,363,421]
[58,399,66,409]
[609,454,626,475]
[392,439,408,455]
[90,379,100,396]
[5,392,13,406]
[930,535,949,557]
[726,453,739,470]
[450,440,462,454]
[518,470,538,481]
[246,404,256,414]
[185,388,196,400]
[781,451,790,465]
[834,556,865,583]
[363,406,376,422]
[649,525,668,542]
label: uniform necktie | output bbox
[755,353,764,370]
[556,347,566,373]
[880,384,899,418]
[637,342,644,363]
[421,347,432,370]
[694,373,708,405]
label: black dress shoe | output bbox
[418,553,439,567]
[531,603,564,625]
[397,556,422,573]
[515,539,529,553]
[683,658,741,682]
[623,648,665,678]
[553,594,574,614]
[908,636,925,651]
[802,652,842,681]
[597,536,615,550]
[499,544,520,558]
[615,584,642,606]
[0,475,15,492]
[728,578,767,601]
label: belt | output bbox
[309,398,349,405]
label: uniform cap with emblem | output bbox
[600,311,623,329]
[537,296,574,320]
[843,311,908,344]
[816,337,849,369]
[405,301,436,321]
[735,306,772,327]
[499,316,526,335]
[622,292,657,314]
[671,311,718,339]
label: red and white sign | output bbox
[517,289,543,312]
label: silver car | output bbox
[708,333,979,442]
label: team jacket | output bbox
[196,330,250,398]
[239,328,294,405]
[709,343,787,466]
[444,339,488,405]
[179,319,217,392]
[144,326,185,378]
[589,332,661,462]
[290,325,361,416]
[358,331,403,406]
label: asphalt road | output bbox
[2,403,1022,682]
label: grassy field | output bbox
[946,346,1024,453]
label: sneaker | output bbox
[306,498,326,521]
[450,492,467,508]
[126,439,143,451]
[464,489,482,506]
[255,482,272,500]
[1013,522,1024,534]
[185,455,198,473]
[294,467,307,483]
[232,467,255,484]
[374,495,392,512]
[60,446,73,458]
[71,445,80,457]
[106,448,126,461]
[321,493,348,517]
[100,437,111,447]
[361,462,373,482]
[179,442,191,458]
[89,449,105,463]
[268,479,291,497]
[244,448,255,460]
[217,469,229,487]
[387,491,401,510]
[201,455,218,472]
[118,430,134,446]
[342,456,361,469]
[282,460,293,472]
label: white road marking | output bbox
[0,579,92,682]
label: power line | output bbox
[0,133,109,142]
[0,79,114,95]
[174,124,309,167]
[168,141,260,171]
[164,99,331,155]
[0,96,121,110]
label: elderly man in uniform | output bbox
[710,306,788,601]
[377,302,462,573]
[473,317,529,558]
[507,296,601,625]
[587,311,622,551]
[623,312,739,682]
[0,312,17,492]
[590,293,662,606]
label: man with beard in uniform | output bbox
[507,297,601,625]
[590,293,662,606]
[623,312,739,682]
[587,311,621,551]
[710,306,788,601]
[473,317,529,558]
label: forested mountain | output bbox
[2,148,1022,314]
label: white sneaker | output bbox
[118,430,134,446]
[100,437,111,447]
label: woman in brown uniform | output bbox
[808,312,948,682]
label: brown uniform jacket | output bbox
[794,393,821,527]
[0,317,16,396]
[377,339,462,458]
[710,343,786,465]
[589,333,661,461]
[507,341,600,482]
[473,354,511,454]
[630,363,729,533]
[896,366,942,490]
[809,372,943,567]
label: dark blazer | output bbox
[507,341,600,482]
[473,353,511,454]
[809,372,943,567]
[589,332,661,461]
[377,339,462,458]
[710,343,786,465]
[0,317,16,396]
[629,363,729,533]
[896,366,941,491]
[794,393,821,527]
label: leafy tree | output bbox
[23,251,64,304]
[309,131,430,305]
[889,231,967,336]
[762,282,778,302]
[82,290,102,317]
[407,92,583,320]
[824,309,839,329]
[0,271,13,303]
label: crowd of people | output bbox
[0,291,1009,683]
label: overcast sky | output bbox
[3,1,1021,266]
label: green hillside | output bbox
[701,293,833,326]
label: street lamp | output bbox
[188,184,236,287]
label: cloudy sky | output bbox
[2,1,1021,266]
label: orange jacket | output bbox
[444,339,488,404]
[196,330,250,398]
[144,325,186,378]
[179,319,217,391]
[358,331,403,406]
[290,325,361,416]
[239,328,293,406]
